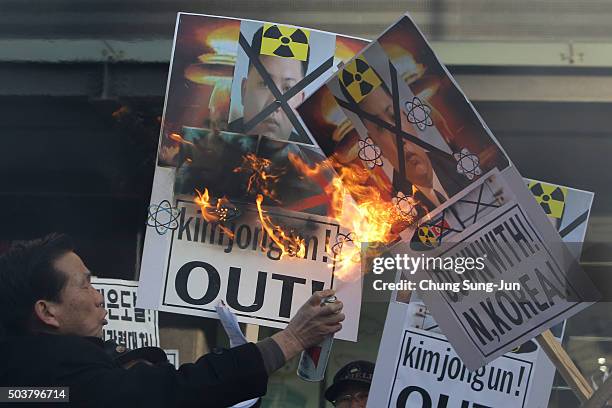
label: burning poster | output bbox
[298,20,509,242]
[297,14,599,367]
[138,13,369,341]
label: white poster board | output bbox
[138,13,371,341]
[369,181,594,407]
[165,349,180,368]
[92,278,159,348]
[375,322,533,408]
[397,173,597,369]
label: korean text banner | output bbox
[92,278,159,349]
[297,13,600,366]
[138,13,369,341]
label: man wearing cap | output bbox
[0,234,345,407]
[325,360,375,408]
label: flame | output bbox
[194,188,235,238]
[235,153,306,259]
[168,132,194,146]
[287,153,342,218]
[192,149,420,279]
[255,194,306,259]
[234,153,284,203]
[288,153,420,280]
[195,153,307,260]
[112,105,130,119]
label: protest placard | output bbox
[372,323,534,408]
[165,349,180,368]
[297,13,599,366]
[367,181,594,408]
[394,172,597,369]
[138,13,370,341]
[92,278,159,348]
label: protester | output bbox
[0,233,344,407]
[324,360,375,408]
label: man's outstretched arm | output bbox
[67,290,344,408]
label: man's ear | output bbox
[33,300,61,329]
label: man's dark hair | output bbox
[0,233,74,336]
[248,26,310,77]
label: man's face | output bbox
[359,86,433,188]
[241,55,305,140]
[333,384,369,408]
[49,252,107,337]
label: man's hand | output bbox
[271,289,345,361]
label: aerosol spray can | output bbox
[297,295,336,381]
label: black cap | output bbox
[324,360,375,402]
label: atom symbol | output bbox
[332,232,355,256]
[147,200,180,235]
[392,191,418,218]
[332,232,360,262]
[358,137,383,169]
[404,97,433,131]
[454,148,482,180]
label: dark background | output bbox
[2,1,612,407]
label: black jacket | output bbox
[0,334,268,408]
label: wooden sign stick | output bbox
[535,329,593,403]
